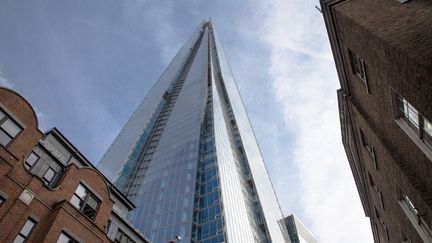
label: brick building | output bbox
[321,0,432,242]
[0,87,149,242]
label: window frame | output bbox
[0,108,23,147]
[348,49,370,93]
[368,173,384,209]
[42,167,56,184]
[57,231,79,243]
[25,152,40,170]
[114,229,135,243]
[0,194,5,208]
[360,130,378,169]
[13,218,37,243]
[400,230,411,243]
[70,183,101,221]
[397,187,432,242]
[391,89,432,161]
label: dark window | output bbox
[57,231,78,243]
[360,130,378,169]
[115,229,135,243]
[0,109,22,146]
[25,152,39,169]
[0,195,5,207]
[368,173,384,209]
[106,219,112,233]
[401,231,411,243]
[348,50,369,93]
[70,183,100,220]
[42,167,56,184]
[349,51,366,80]
[13,218,37,243]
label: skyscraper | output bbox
[98,21,287,243]
[283,214,317,243]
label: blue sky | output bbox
[0,0,373,242]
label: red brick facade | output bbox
[322,0,432,242]
[0,87,148,242]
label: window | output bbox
[375,208,389,242]
[0,109,22,146]
[360,130,378,169]
[115,229,135,243]
[25,152,39,169]
[348,50,369,92]
[397,188,432,242]
[70,183,100,220]
[368,173,384,209]
[13,218,37,243]
[399,190,419,217]
[0,195,5,207]
[397,96,420,130]
[393,92,432,154]
[106,219,112,233]
[401,231,411,243]
[57,231,78,243]
[42,167,56,184]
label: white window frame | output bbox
[70,183,101,220]
[0,108,23,147]
[397,188,432,243]
[391,89,432,161]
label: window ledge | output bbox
[394,118,432,162]
[398,200,432,243]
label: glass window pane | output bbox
[12,235,25,243]
[57,232,77,243]
[86,195,99,210]
[20,219,36,236]
[82,204,96,219]
[424,119,432,137]
[43,168,55,183]
[0,196,5,206]
[0,129,11,145]
[1,119,21,137]
[25,152,39,167]
[407,104,419,127]
[57,233,69,243]
[74,184,86,199]
[70,195,83,209]
[0,110,4,120]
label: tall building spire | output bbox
[98,22,288,243]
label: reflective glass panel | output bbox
[20,219,35,236]
[25,152,39,168]
[43,168,55,183]
[0,129,11,145]
[1,119,21,137]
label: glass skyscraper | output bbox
[98,21,288,243]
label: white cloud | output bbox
[0,67,13,88]
[33,106,50,131]
[257,1,373,242]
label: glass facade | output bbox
[98,22,287,243]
